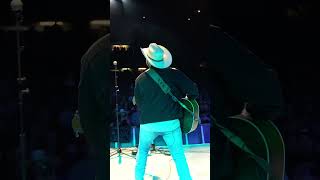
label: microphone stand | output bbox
[11,0,29,180]
[110,61,135,164]
[149,141,170,156]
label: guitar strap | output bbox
[210,115,272,175]
[147,68,272,176]
[146,68,193,115]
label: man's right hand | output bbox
[132,96,136,105]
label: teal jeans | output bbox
[135,125,192,180]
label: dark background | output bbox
[1,0,320,179]
[1,0,108,179]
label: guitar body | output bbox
[227,115,285,180]
[179,98,200,134]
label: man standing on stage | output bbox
[78,34,110,180]
[133,43,198,180]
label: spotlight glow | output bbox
[38,21,62,26]
[138,68,147,71]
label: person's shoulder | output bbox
[87,34,110,54]
[135,70,148,82]
[81,34,110,66]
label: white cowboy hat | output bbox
[140,43,172,69]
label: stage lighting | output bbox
[112,44,129,51]
[89,20,109,30]
[110,0,124,3]
[38,21,64,27]
[138,68,147,71]
[120,68,133,72]
[33,21,70,32]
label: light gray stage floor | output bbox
[110,144,210,180]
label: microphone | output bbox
[10,0,23,12]
[113,61,119,91]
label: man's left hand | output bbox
[239,103,252,119]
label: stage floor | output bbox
[110,144,210,180]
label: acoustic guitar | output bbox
[178,98,200,134]
[146,68,200,134]
[214,115,285,180]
